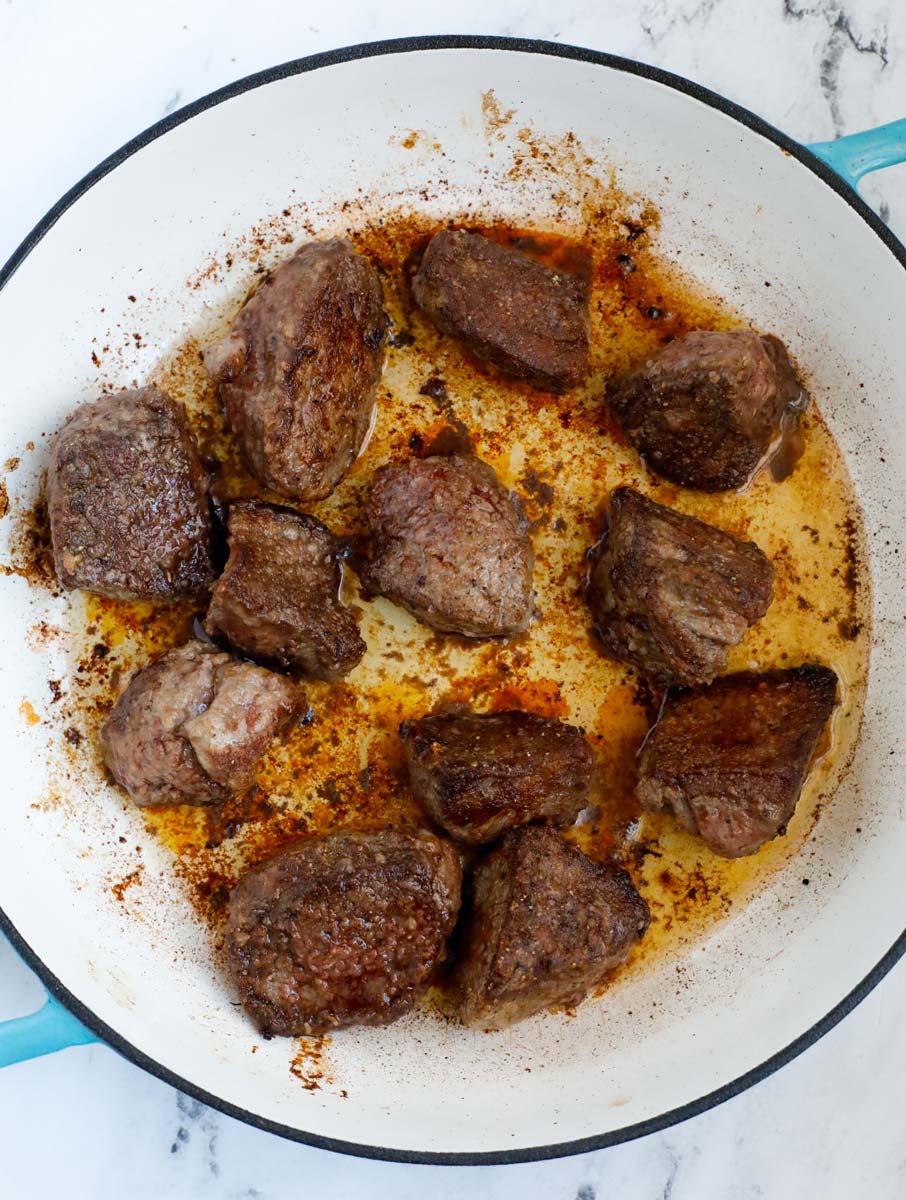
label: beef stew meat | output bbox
[400,709,594,845]
[606,330,807,491]
[637,665,838,858]
[412,229,590,391]
[587,487,774,686]
[457,826,649,1029]
[203,239,385,502]
[206,500,365,681]
[357,454,534,637]
[101,640,301,808]
[225,829,462,1036]
[47,387,214,600]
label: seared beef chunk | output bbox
[204,239,385,501]
[637,665,838,858]
[412,230,590,391]
[225,829,461,1036]
[457,826,649,1028]
[357,454,534,637]
[400,709,593,844]
[206,500,365,681]
[606,330,807,491]
[47,387,213,600]
[587,488,774,686]
[101,640,300,807]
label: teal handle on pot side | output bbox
[0,988,98,1067]
[0,119,904,1073]
[807,118,906,190]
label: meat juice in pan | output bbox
[47,204,869,998]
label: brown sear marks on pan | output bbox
[10,133,870,1011]
[290,1035,333,1092]
[110,867,143,903]
[2,493,59,592]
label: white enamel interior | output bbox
[0,47,904,1157]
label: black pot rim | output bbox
[2,34,904,1167]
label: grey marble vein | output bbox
[784,0,890,134]
[638,0,720,48]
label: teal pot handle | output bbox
[807,118,906,190]
[0,988,98,1067]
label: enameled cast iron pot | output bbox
[0,37,904,1164]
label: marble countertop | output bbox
[1,2,904,1197]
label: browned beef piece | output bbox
[606,330,807,491]
[357,454,534,637]
[225,829,462,1036]
[101,640,301,807]
[205,500,365,681]
[587,488,774,686]
[46,387,214,600]
[400,709,593,844]
[637,665,838,858]
[457,826,649,1029]
[203,239,385,501]
[412,230,590,391]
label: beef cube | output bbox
[412,229,590,390]
[357,454,534,637]
[206,500,365,681]
[587,487,774,686]
[606,330,807,491]
[47,387,214,600]
[400,709,593,844]
[637,665,838,858]
[101,640,301,807]
[457,826,649,1029]
[225,829,462,1036]
[204,239,385,501]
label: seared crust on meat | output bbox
[606,330,807,491]
[413,229,590,391]
[206,500,365,681]
[457,826,649,1028]
[225,829,462,1036]
[401,709,593,844]
[204,239,385,501]
[47,387,214,600]
[101,640,301,807]
[357,454,534,637]
[637,665,838,858]
[587,487,774,686]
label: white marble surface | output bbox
[1,2,905,1196]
